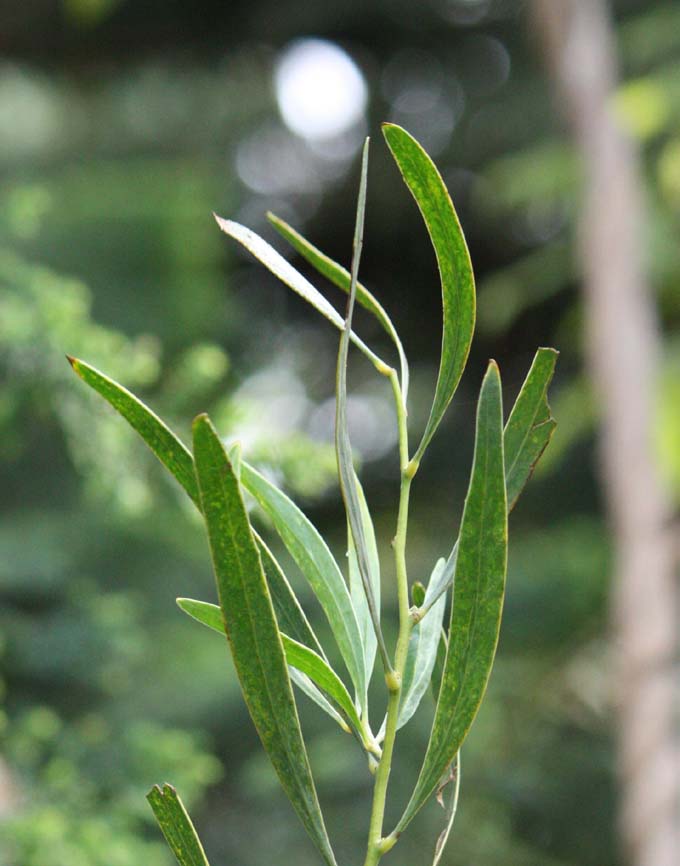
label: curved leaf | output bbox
[192,415,336,866]
[267,211,409,401]
[395,362,507,833]
[239,460,366,705]
[214,216,387,372]
[382,123,476,463]
[147,784,211,866]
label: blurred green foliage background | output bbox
[1,1,678,864]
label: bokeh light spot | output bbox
[275,39,367,141]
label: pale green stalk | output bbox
[362,369,417,866]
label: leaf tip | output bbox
[486,359,501,381]
[65,354,81,375]
[192,411,210,428]
[147,782,176,802]
[213,212,231,234]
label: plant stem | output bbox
[362,371,415,866]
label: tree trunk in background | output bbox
[530,2,679,865]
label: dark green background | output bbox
[2,1,679,864]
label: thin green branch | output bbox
[362,367,414,866]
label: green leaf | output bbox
[417,347,558,616]
[176,598,357,736]
[382,123,476,462]
[335,139,390,693]
[214,215,387,373]
[147,783,211,866]
[281,634,364,737]
[239,459,366,711]
[398,558,447,729]
[176,598,224,634]
[68,356,364,723]
[67,356,198,506]
[504,347,558,511]
[267,211,409,401]
[395,362,507,833]
[257,535,327,659]
[289,668,351,732]
[347,477,381,694]
[192,415,337,866]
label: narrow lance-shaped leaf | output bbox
[281,635,364,737]
[214,215,388,373]
[347,477,381,692]
[335,138,390,691]
[177,598,363,739]
[239,460,366,709]
[147,784,211,866]
[192,415,337,866]
[267,211,409,402]
[418,346,558,616]
[395,362,507,833]
[382,123,476,463]
[68,357,332,666]
[397,558,447,729]
[67,356,199,506]
[504,347,558,510]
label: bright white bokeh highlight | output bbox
[275,39,367,141]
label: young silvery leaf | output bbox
[147,783,211,866]
[334,139,390,690]
[214,215,389,375]
[267,211,409,403]
[382,123,476,464]
[192,415,337,866]
[395,361,507,833]
[397,558,447,729]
